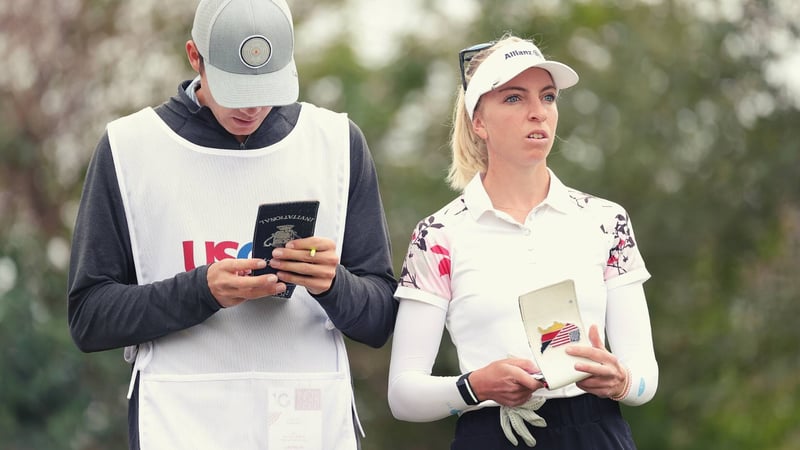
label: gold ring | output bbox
[309,248,316,257]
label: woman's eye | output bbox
[543,93,557,102]
[504,94,522,103]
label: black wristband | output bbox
[456,372,480,405]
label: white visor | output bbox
[464,40,579,119]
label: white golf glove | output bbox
[499,396,547,447]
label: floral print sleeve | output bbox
[398,214,454,304]
[601,207,649,287]
[569,188,649,287]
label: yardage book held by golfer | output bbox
[518,279,593,389]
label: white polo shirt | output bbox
[395,170,650,398]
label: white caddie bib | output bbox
[108,104,359,449]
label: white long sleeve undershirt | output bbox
[387,282,658,421]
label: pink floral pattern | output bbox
[399,215,450,290]
[602,213,637,277]
[569,192,639,278]
[430,245,451,277]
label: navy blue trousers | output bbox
[451,394,636,450]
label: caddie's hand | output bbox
[207,258,285,307]
[268,237,338,295]
[567,324,629,399]
[468,358,546,407]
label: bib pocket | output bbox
[138,370,356,450]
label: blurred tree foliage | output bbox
[0,0,798,449]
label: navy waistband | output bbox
[460,394,622,429]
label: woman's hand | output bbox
[567,324,630,399]
[468,358,547,407]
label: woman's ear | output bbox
[472,113,488,140]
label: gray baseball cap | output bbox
[192,0,298,108]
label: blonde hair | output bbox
[446,34,525,190]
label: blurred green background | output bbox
[1,0,799,448]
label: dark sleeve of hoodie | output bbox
[67,110,398,353]
[67,132,221,353]
[312,120,399,348]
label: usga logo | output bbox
[182,240,253,271]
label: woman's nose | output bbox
[529,102,547,121]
